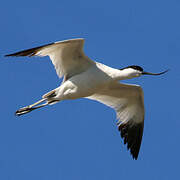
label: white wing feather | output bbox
[86,82,144,159]
[5,38,94,79]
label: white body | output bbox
[53,62,120,100]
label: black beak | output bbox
[142,69,169,76]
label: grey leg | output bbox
[15,99,48,116]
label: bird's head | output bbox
[119,65,169,79]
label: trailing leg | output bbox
[15,99,48,116]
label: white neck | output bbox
[96,62,139,81]
[112,68,139,80]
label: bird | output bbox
[5,38,168,160]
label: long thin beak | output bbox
[142,69,169,76]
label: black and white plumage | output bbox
[5,38,168,159]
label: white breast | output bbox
[56,63,113,100]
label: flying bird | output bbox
[5,38,168,160]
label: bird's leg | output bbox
[29,98,46,108]
[15,99,48,116]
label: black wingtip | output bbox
[4,42,54,58]
[118,121,144,160]
[4,50,36,57]
[5,54,21,57]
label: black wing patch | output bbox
[5,43,53,57]
[118,120,144,160]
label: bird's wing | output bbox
[5,38,94,78]
[86,82,144,159]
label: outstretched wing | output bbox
[86,82,144,160]
[5,38,94,79]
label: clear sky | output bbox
[1,0,180,179]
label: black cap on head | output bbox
[120,65,169,76]
[120,65,143,72]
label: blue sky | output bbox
[1,0,180,179]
